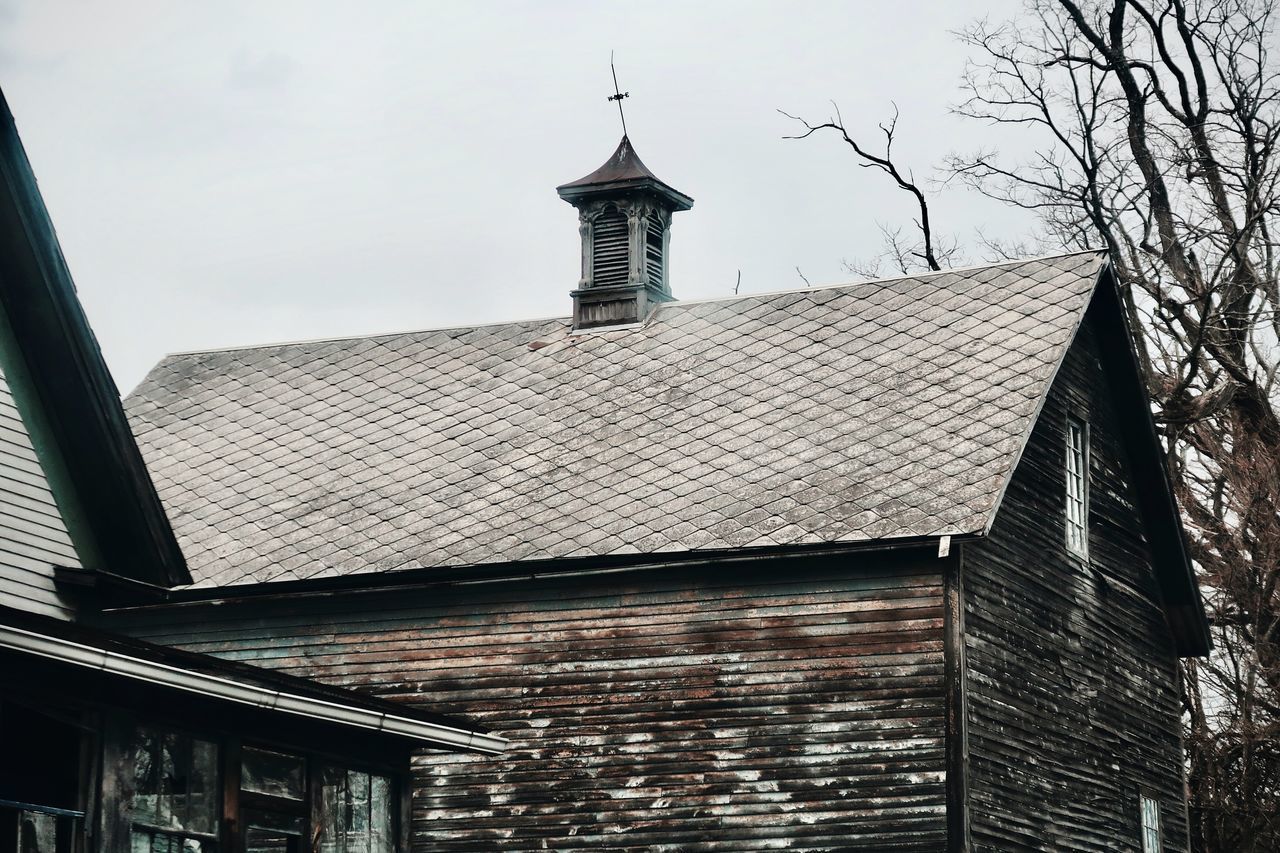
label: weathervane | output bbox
[608,51,629,137]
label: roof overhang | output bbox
[556,135,693,211]
[108,533,977,610]
[0,616,507,754]
[556,177,694,211]
[1090,266,1211,655]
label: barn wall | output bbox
[109,553,949,851]
[961,303,1188,852]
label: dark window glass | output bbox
[127,727,219,853]
[0,808,80,853]
[316,769,392,853]
[129,832,210,853]
[242,809,303,853]
[241,749,304,802]
[0,702,82,812]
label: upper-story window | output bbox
[1065,415,1089,557]
[1140,795,1162,852]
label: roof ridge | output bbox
[150,248,1105,363]
[661,248,1107,311]
[156,313,574,360]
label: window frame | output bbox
[1139,793,1162,853]
[1065,412,1090,559]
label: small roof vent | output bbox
[556,136,693,330]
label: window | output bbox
[126,727,220,853]
[115,728,397,853]
[238,747,394,853]
[240,747,306,853]
[0,701,85,853]
[315,768,393,853]
[1065,415,1089,556]
[1140,795,1162,852]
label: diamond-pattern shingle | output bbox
[125,251,1105,588]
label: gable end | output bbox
[0,89,188,589]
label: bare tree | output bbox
[790,1,1280,849]
[780,104,962,274]
[950,6,1280,846]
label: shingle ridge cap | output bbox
[151,248,1105,362]
[158,313,574,360]
[661,248,1107,313]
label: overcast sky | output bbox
[2,0,1035,392]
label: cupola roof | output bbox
[556,136,693,211]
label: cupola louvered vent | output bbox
[645,213,665,290]
[591,209,630,288]
[557,136,692,330]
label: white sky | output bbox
[1,0,1034,392]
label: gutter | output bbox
[112,533,982,612]
[0,622,508,755]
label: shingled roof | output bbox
[125,251,1106,588]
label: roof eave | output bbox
[1093,264,1211,656]
[556,177,694,211]
[0,606,506,754]
[106,532,986,610]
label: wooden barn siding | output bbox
[962,305,1188,852]
[0,363,78,618]
[113,555,949,851]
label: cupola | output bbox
[557,136,693,330]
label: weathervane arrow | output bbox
[608,51,629,137]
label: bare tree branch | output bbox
[779,104,945,271]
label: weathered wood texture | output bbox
[112,555,948,851]
[0,363,78,618]
[962,304,1188,852]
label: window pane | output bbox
[15,811,62,853]
[241,748,305,801]
[127,727,219,837]
[242,809,303,853]
[1065,418,1088,555]
[129,830,213,853]
[316,768,393,853]
[1141,796,1161,853]
[186,740,219,835]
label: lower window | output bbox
[316,769,393,853]
[0,806,82,853]
[0,701,87,853]
[126,727,220,853]
[120,726,397,853]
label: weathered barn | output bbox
[100,136,1210,851]
[0,90,504,853]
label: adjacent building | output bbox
[0,90,504,853]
